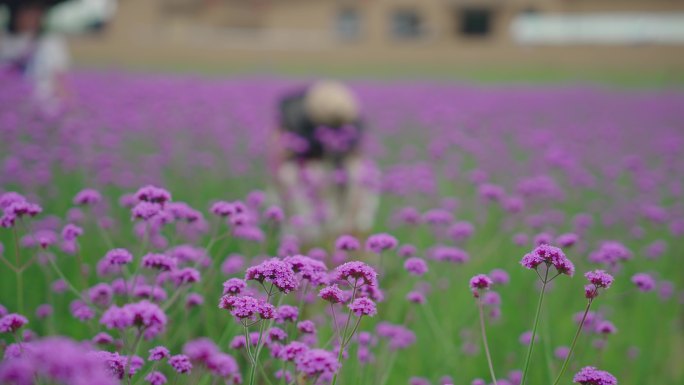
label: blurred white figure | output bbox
[271,81,381,243]
[48,0,118,34]
[0,0,71,111]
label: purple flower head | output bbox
[247,190,266,208]
[0,313,28,333]
[182,338,219,362]
[554,346,570,360]
[30,230,57,249]
[169,354,192,374]
[644,240,666,260]
[279,341,309,361]
[230,333,259,350]
[585,285,599,299]
[222,278,247,295]
[319,284,345,304]
[394,206,422,226]
[448,221,475,241]
[489,269,510,285]
[275,369,293,383]
[149,346,170,361]
[297,320,317,334]
[334,261,378,286]
[1,197,42,227]
[245,258,299,293]
[482,291,501,307]
[92,332,114,345]
[404,257,428,276]
[335,235,361,251]
[423,208,453,226]
[431,246,469,264]
[88,283,114,306]
[103,248,133,266]
[132,201,163,221]
[35,304,52,319]
[406,291,425,304]
[398,244,417,258]
[171,268,201,286]
[283,255,328,285]
[0,192,26,209]
[219,295,275,320]
[206,352,239,379]
[503,196,525,213]
[185,293,204,308]
[71,302,95,322]
[572,366,617,385]
[267,327,288,342]
[479,183,505,202]
[631,273,656,292]
[221,254,245,275]
[61,224,83,242]
[135,185,172,204]
[469,274,493,295]
[410,377,433,385]
[534,232,554,246]
[557,233,579,248]
[349,297,377,317]
[294,349,340,378]
[595,320,617,335]
[275,305,299,323]
[142,253,177,271]
[513,233,529,246]
[145,371,167,385]
[589,242,632,266]
[210,201,234,217]
[376,322,416,350]
[264,205,285,223]
[0,337,118,385]
[365,233,398,253]
[521,244,575,277]
[585,270,614,289]
[658,280,675,301]
[73,189,102,205]
[100,300,167,338]
[519,331,536,345]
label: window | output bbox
[335,8,361,40]
[391,10,422,39]
[459,8,493,37]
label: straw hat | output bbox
[304,81,359,126]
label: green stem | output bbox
[331,283,358,385]
[124,329,145,385]
[243,325,255,365]
[521,266,550,385]
[12,228,24,314]
[249,319,268,385]
[478,297,498,385]
[47,254,90,306]
[552,299,593,385]
[378,351,398,385]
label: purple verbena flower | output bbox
[572,366,617,385]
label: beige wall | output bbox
[66,0,684,76]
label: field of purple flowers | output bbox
[1,71,683,385]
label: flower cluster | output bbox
[573,366,618,385]
[584,270,615,299]
[218,295,275,320]
[521,244,575,277]
[100,300,167,338]
[245,258,299,293]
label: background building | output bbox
[66,0,684,79]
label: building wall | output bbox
[67,0,684,74]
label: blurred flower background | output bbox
[1,1,683,385]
